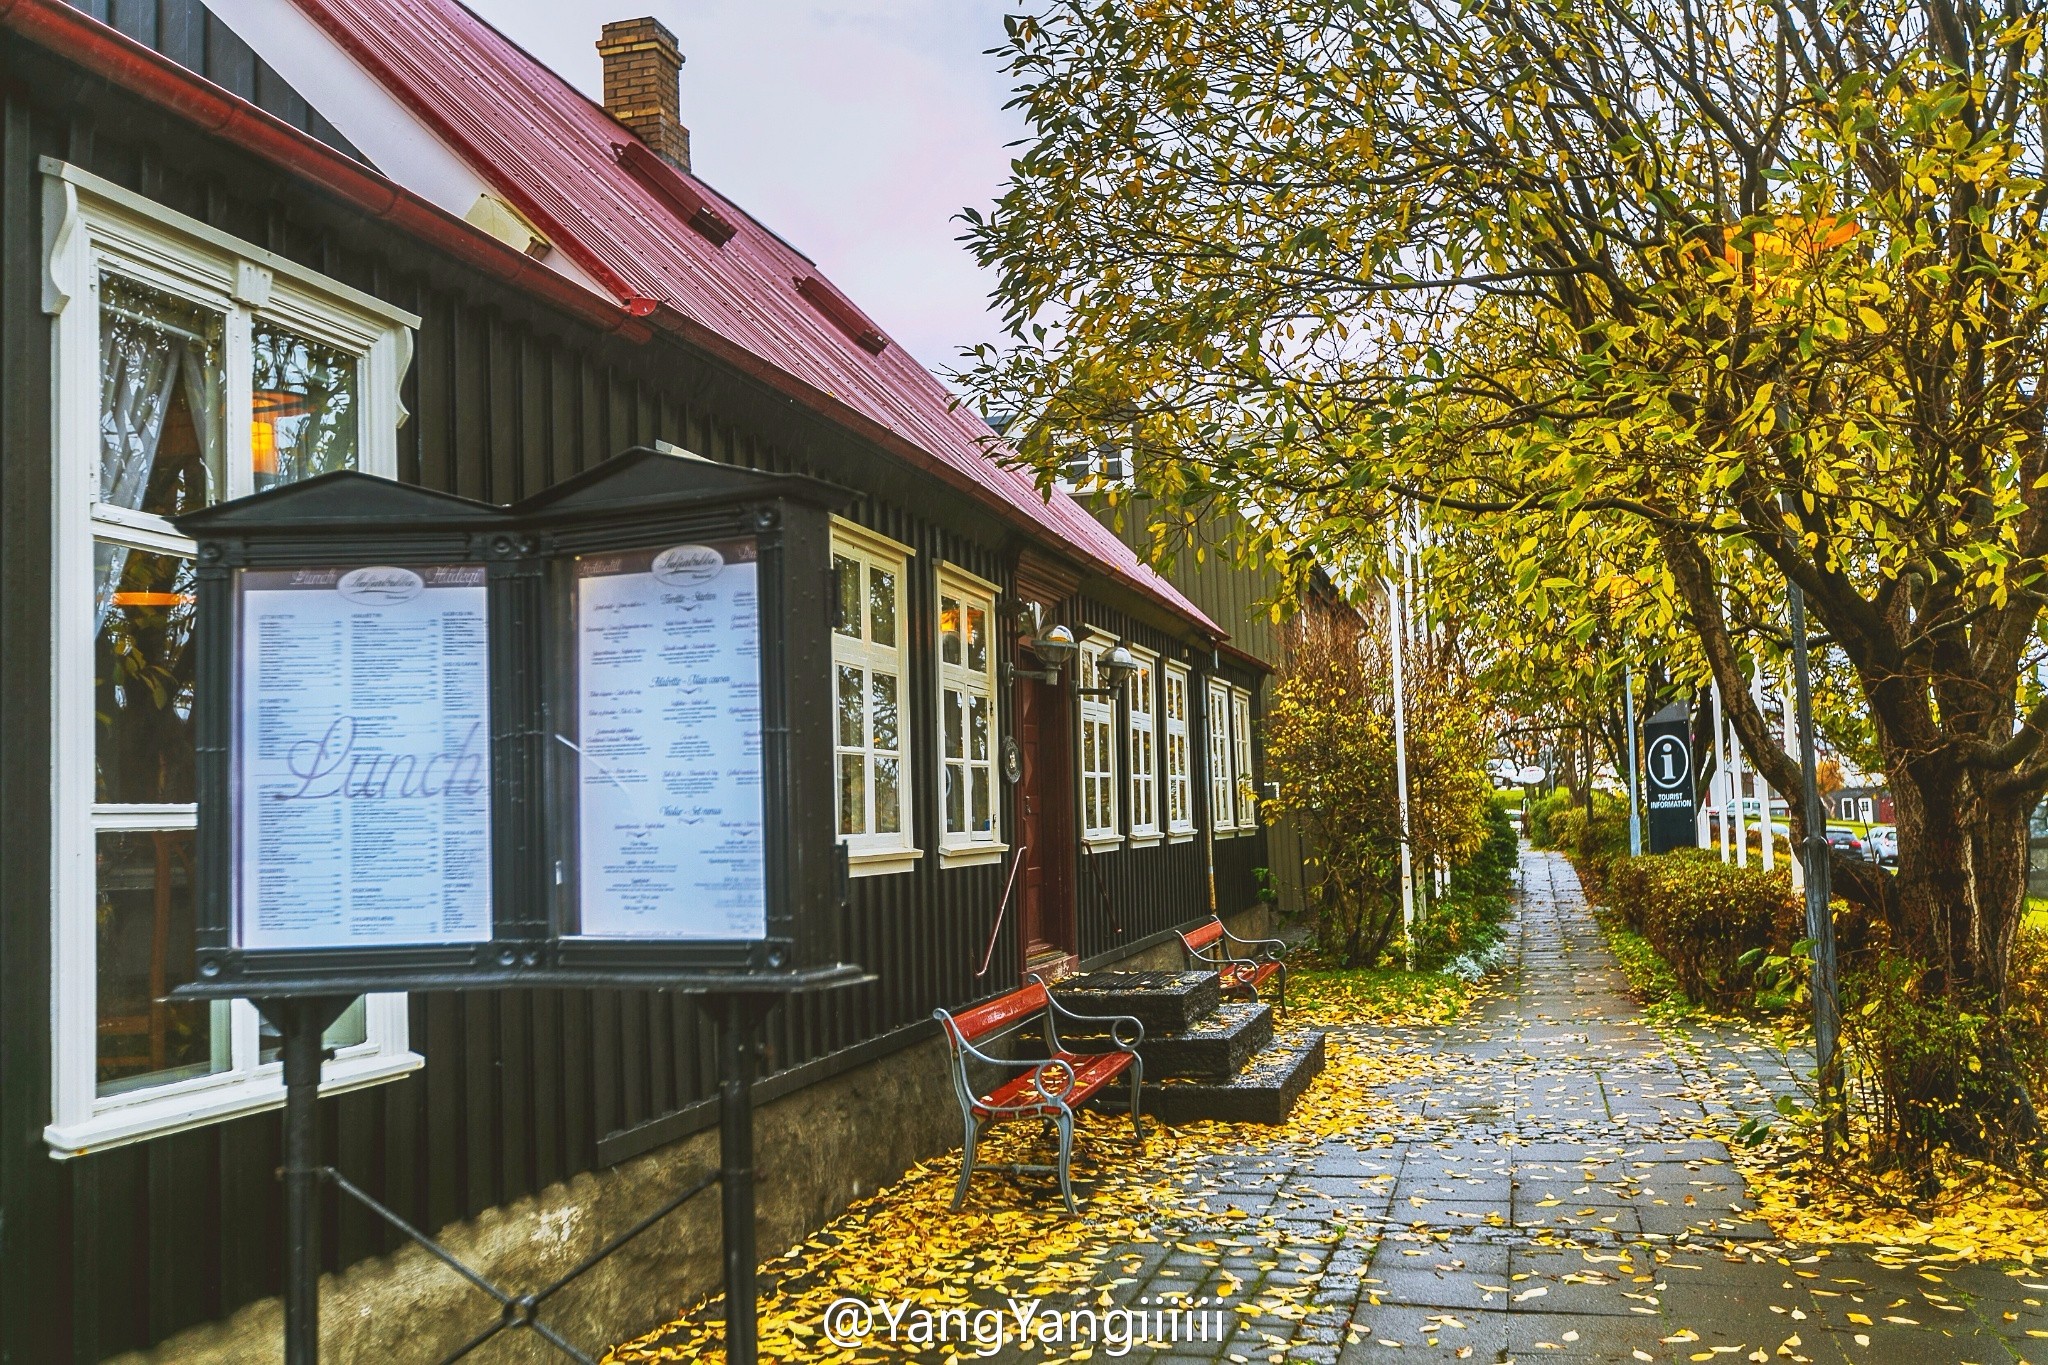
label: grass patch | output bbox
[2026,896,2047,934]
[1287,967,1476,1027]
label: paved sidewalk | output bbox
[1040,850,2043,1364]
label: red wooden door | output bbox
[1014,675,1074,971]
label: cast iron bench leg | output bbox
[952,1112,981,1211]
[1055,1110,1078,1216]
[1129,1058,1146,1143]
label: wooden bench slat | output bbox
[974,1051,1133,1117]
[946,982,1051,1042]
[1181,919,1226,950]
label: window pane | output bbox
[837,665,864,747]
[944,689,964,760]
[940,595,962,665]
[869,568,897,647]
[871,671,899,752]
[98,273,225,518]
[96,830,223,1096]
[874,756,901,835]
[260,995,368,1065]
[838,754,865,836]
[971,766,990,834]
[968,694,988,761]
[250,320,358,491]
[95,546,197,805]
[966,604,987,673]
[945,762,965,833]
[833,555,862,637]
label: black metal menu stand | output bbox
[170,450,867,1364]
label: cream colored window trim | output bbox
[830,524,916,859]
[936,563,1001,855]
[44,166,417,1151]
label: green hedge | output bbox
[1602,850,1802,1010]
[1545,792,1633,892]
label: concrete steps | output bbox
[1145,1031,1327,1126]
[1052,969,1218,1036]
[1055,970,1323,1125]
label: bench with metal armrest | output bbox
[932,975,1144,1214]
[1177,915,1289,1007]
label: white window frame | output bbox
[42,161,421,1156]
[936,564,1005,867]
[1125,645,1161,845]
[831,518,919,876]
[1232,685,1258,830]
[1207,677,1236,834]
[1164,663,1195,840]
[1079,633,1122,847]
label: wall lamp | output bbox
[1075,641,1139,699]
[1004,601,1085,686]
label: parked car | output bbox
[1826,824,1867,859]
[1865,824,1898,867]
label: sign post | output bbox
[172,449,869,1364]
[1643,701,1698,854]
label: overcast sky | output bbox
[463,0,1025,374]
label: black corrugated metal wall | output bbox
[0,38,1265,1361]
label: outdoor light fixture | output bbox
[1030,623,1080,666]
[1006,620,1077,685]
[1076,640,1139,698]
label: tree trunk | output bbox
[1887,762,2030,1006]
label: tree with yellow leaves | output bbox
[1263,600,1492,967]
[963,0,2048,1151]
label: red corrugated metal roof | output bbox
[289,0,1221,637]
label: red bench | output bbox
[1178,915,1289,1007]
[933,974,1144,1214]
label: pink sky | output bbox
[463,0,1024,375]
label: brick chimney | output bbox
[597,17,690,173]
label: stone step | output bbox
[1138,1002,1274,1081]
[1141,1030,1327,1126]
[1063,1000,1274,1079]
[1051,970,1219,1037]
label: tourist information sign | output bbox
[1644,701,1698,853]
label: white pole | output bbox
[1731,690,1749,868]
[1711,679,1730,862]
[1753,670,1774,872]
[1624,666,1643,857]
[1783,665,1804,893]
[1387,571,1415,965]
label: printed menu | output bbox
[236,564,493,949]
[573,540,766,939]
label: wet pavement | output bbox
[1067,851,2046,1363]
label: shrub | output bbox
[1528,789,1576,849]
[1414,802,1520,972]
[1602,850,1802,1010]
[1546,791,1633,893]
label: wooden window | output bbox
[937,565,1003,866]
[1232,686,1258,829]
[1207,677,1235,833]
[1126,647,1159,841]
[1079,636,1121,845]
[1164,663,1194,837]
[44,163,418,1154]
[831,519,917,875]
